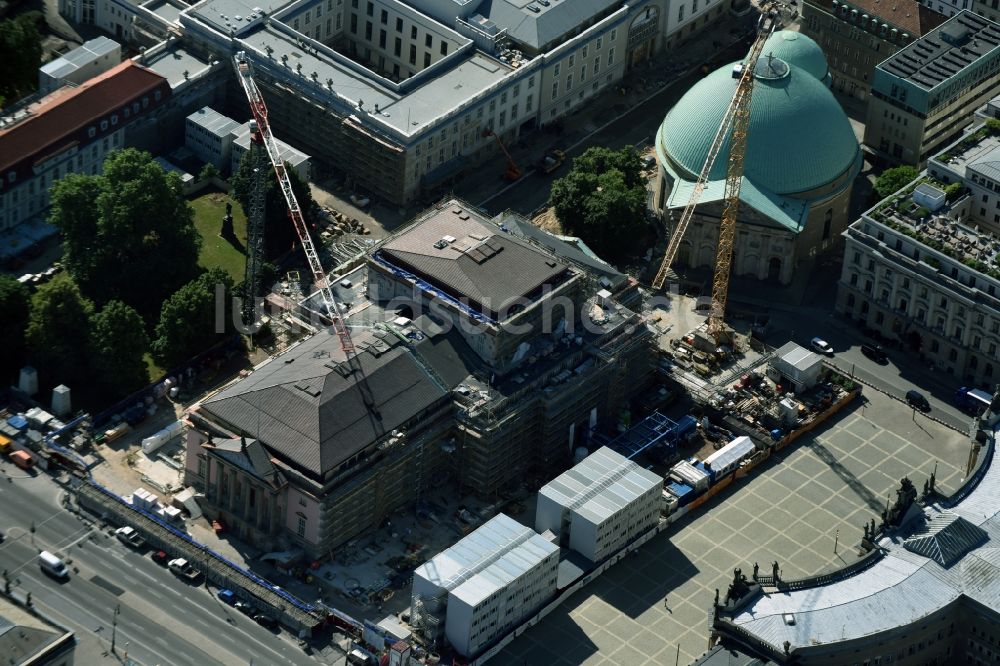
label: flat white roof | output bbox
[414,513,557,606]
[702,436,756,471]
[539,446,662,524]
[232,122,310,165]
[775,341,822,373]
[40,36,120,78]
[187,106,242,137]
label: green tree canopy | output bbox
[0,274,31,385]
[549,146,648,263]
[89,300,150,400]
[0,13,42,106]
[874,165,919,200]
[230,153,318,260]
[151,268,234,368]
[49,148,201,319]
[25,274,94,392]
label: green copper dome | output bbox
[760,31,829,83]
[659,55,859,196]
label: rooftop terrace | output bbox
[866,176,1000,280]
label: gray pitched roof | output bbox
[200,330,451,475]
[211,437,286,488]
[498,213,626,287]
[481,0,620,49]
[903,511,987,567]
[378,204,570,316]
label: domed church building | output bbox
[654,31,862,284]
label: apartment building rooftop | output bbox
[822,0,945,38]
[867,178,1000,274]
[140,41,217,89]
[879,10,1000,90]
[237,25,509,134]
[479,0,619,49]
[0,60,169,179]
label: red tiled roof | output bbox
[0,61,170,176]
[809,0,947,37]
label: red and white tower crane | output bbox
[233,52,377,410]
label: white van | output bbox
[39,551,69,579]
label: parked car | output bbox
[235,600,255,615]
[349,193,370,208]
[810,337,834,355]
[253,614,278,629]
[861,343,888,364]
[114,526,145,549]
[151,550,170,566]
[906,390,931,412]
[217,589,237,605]
[168,558,202,582]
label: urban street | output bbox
[0,470,331,666]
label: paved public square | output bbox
[493,388,972,665]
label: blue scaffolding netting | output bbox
[593,411,696,460]
[372,251,494,325]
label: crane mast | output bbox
[651,10,777,339]
[242,132,268,326]
[233,52,355,353]
[233,52,378,412]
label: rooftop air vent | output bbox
[443,235,457,243]
[434,239,449,249]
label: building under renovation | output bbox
[184,199,654,557]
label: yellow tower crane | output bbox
[652,8,778,341]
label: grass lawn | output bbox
[144,353,166,384]
[189,190,248,283]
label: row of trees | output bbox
[1,268,233,405]
[4,150,239,406]
[0,12,42,107]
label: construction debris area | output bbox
[299,488,539,622]
[626,292,858,477]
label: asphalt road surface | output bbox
[763,306,975,433]
[0,471,329,666]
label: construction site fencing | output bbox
[74,479,327,633]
